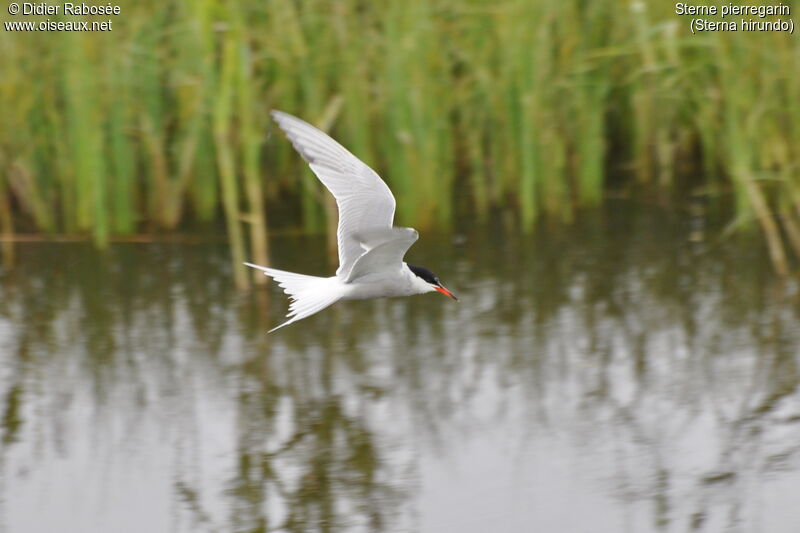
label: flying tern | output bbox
[245,110,458,332]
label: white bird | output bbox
[245,110,458,332]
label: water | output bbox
[1,204,800,533]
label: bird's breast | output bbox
[341,274,418,300]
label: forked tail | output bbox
[244,263,345,332]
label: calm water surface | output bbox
[1,205,800,533]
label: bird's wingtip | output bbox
[270,109,290,122]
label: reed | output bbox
[0,166,13,268]
[234,6,271,284]
[213,23,248,289]
[1,0,798,277]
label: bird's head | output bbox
[407,264,458,301]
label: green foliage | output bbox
[0,1,798,269]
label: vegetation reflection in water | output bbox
[1,204,799,533]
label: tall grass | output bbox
[1,1,799,277]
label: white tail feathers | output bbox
[244,263,345,332]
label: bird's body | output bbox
[246,111,457,332]
[341,263,433,300]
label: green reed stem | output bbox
[0,0,797,274]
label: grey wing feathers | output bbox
[345,227,419,282]
[353,227,416,250]
[270,111,396,279]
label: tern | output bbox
[245,111,458,332]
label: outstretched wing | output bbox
[271,111,396,279]
[345,227,419,282]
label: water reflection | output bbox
[1,204,799,532]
